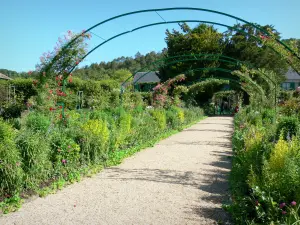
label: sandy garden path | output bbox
[0,116,233,225]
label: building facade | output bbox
[281,69,300,90]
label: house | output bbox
[281,69,300,90]
[133,71,161,91]
[0,73,13,80]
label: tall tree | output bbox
[159,23,225,82]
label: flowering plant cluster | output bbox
[152,74,186,108]
[28,30,91,122]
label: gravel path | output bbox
[0,117,233,225]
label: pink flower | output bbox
[68,145,71,148]
[279,203,286,209]
[62,159,67,164]
[28,70,33,75]
[282,211,287,215]
[291,201,297,206]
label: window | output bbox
[282,82,291,90]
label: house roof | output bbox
[0,73,12,80]
[285,68,300,80]
[133,71,160,84]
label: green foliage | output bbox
[16,131,52,189]
[0,119,24,196]
[280,98,300,117]
[81,119,110,163]
[0,194,23,214]
[25,112,51,133]
[161,23,223,82]
[166,106,185,129]
[276,116,299,140]
[229,106,300,224]
[0,105,204,213]
[150,109,167,130]
[73,51,163,79]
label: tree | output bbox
[159,23,224,82]
[223,24,288,76]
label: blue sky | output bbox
[1,0,299,72]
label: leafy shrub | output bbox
[16,131,52,189]
[261,108,276,124]
[81,119,110,163]
[183,107,204,125]
[276,116,299,140]
[280,98,300,117]
[0,119,24,196]
[247,110,262,126]
[25,112,51,133]
[49,131,81,176]
[150,109,166,130]
[166,106,185,129]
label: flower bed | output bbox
[226,104,300,224]
[0,106,204,213]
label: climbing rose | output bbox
[282,211,287,215]
[62,159,67,164]
[291,201,297,206]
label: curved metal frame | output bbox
[47,7,299,117]
[68,20,299,75]
[44,7,299,78]
[75,7,298,60]
[125,54,276,87]
[124,53,254,87]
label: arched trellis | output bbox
[42,7,299,118]
[126,64,266,107]
[131,54,253,83]
[123,54,274,95]
[125,54,253,87]
[177,69,266,101]
[48,7,299,74]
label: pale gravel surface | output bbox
[0,116,233,225]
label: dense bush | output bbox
[25,112,51,133]
[276,116,299,140]
[16,131,52,189]
[0,119,24,195]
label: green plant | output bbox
[0,119,24,196]
[80,119,110,163]
[25,112,51,133]
[16,131,52,189]
[276,116,299,140]
[0,194,23,214]
[150,109,167,130]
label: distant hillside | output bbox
[73,51,165,80]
